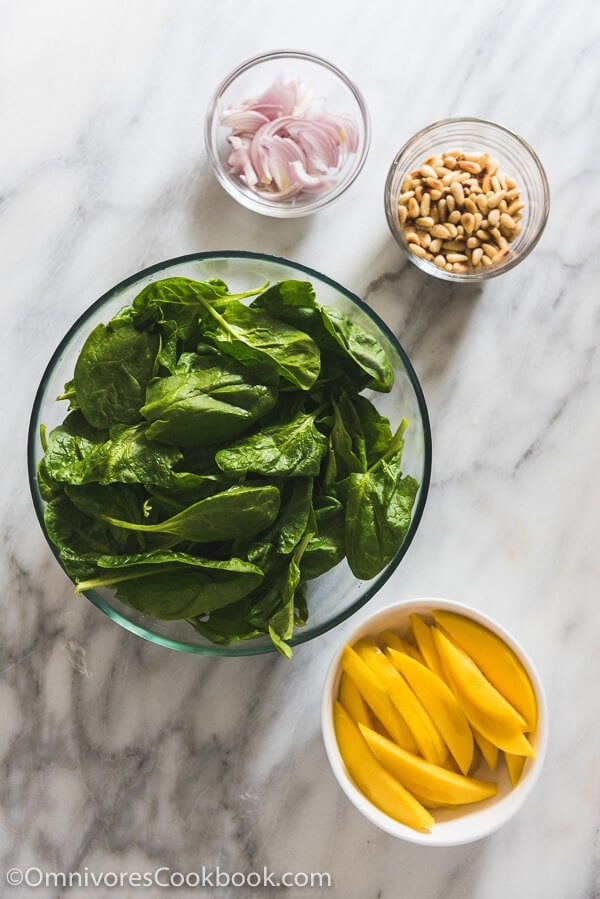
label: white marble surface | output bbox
[2,1,600,896]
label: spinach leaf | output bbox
[140,357,278,446]
[344,419,420,579]
[74,550,264,619]
[215,409,328,478]
[41,411,107,484]
[80,423,182,487]
[352,394,394,467]
[189,599,261,646]
[301,495,346,580]
[101,484,281,543]
[73,318,159,428]
[247,532,312,658]
[132,277,268,342]
[44,495,141,580]
[319,306,394,393]
[199,299,321,390]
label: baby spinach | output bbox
[344,420,420,580]
[141,357,278,446]
[214,409,328,478]
[101,484,281,544]
[74,318,159,429]
[38,274,421,655]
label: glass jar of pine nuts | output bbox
[384,118,549,282]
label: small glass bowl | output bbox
[205,50,370,218]
[28,252,431,657]
[384,118,550,282]
[321,597,548,846]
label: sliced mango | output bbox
[473,728,499,772]
[432,610,538,732]
[432,628,535,757]
[359,724,498,806]
[340,646,418,752]
[386,646,474,776]
[339,672,374,729]
[505,752,527,787]
[409,614,446,679]
[380,629,425,664]
[333,703,434,832]
[354,638,447,766]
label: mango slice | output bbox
[340,646,418,752]
[432,610,538,732]
[473,728,499,772]
[505,752,527,786]
[432,628,535,757]
[339,672,374,729]
[410,614,446,679]
[333,702,434,832]
[354,638,448,766]
[380,629,425,664]
[359,724,498,806]
[386,646,474,776]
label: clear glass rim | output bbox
[384,117,550,282]
[204,50,372,218]
[28,250,432,656]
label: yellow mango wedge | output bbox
[505,752,527,786]
[334,703,434,832]
[354,638,448,766]
[380,629,425,664]
[409,614,446,679]
[339,672,374,729]
[432,610,538,732]
[386,646,474,776]
[340,646,418,752]
[473,728,499,772]
[432,627,536,758]
[359,724,498,807]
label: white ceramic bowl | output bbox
[321,597,548,846]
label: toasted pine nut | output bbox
[447,253,469,263]
[429,238,442,253]
[408,197,420,218]
[420,164,438,179]
[448,209,461,225]
[410,243,428,258]
[416,216,434,230]
[420,193,431,217]
[464,197,478,215]
[431,223,452,239]
[481,254,492,266]
[500,212,516,230]
[466,236,480,249]
[450,181,465,205]
[472,247,484,266]
[434,254,446,268]
[398,205,408,226]
[487,208,501,227]
[461,212,475,234]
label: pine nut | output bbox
[431,223,451,239]
[416,216,434,230]
[395,145,524,272]
[450,181,465,205]
[461,212,475,234]
[408,197,420,218]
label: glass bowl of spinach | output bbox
[28,252,431,657]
